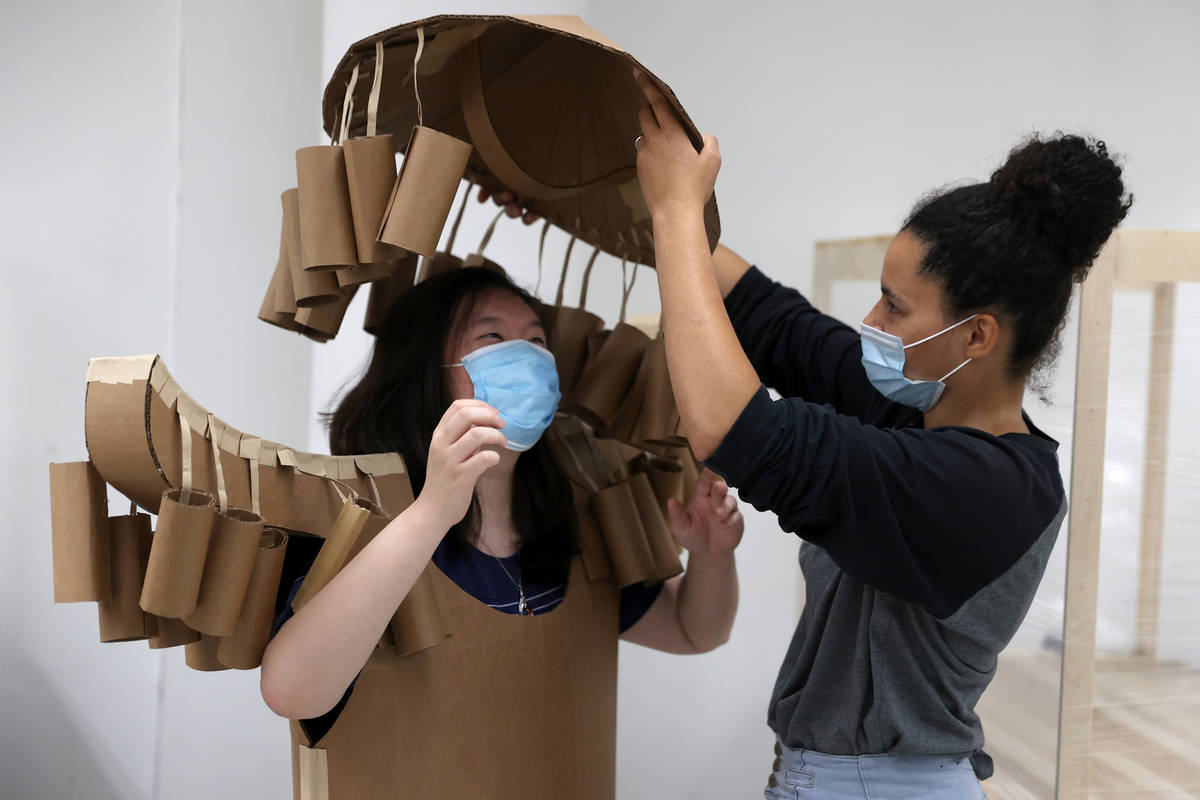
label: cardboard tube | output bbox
[632,335,681,447]
[378,126,473,258]
[148,615,200,649]
[49,461,112,603]
[295,284,358,342]
[98,511,154,642]
[183,508,265,637]
[291,497,372,611]
[389,566,448,656]
[603,342,650,443]
[343,134,401,264]
[364,257,418,335]
[218,528,288,670]
[258,225,303,333]
[417,251,463,283]
[639,456,684,521]
[282,188,340,307]
[569,323,652,429]
[185,634,230,672]
[549,307,605,399]
[335,258,393,289]
[296,145,358,271]
[590,481,655,588]
[629,472,683,581]
[140,487,216,618]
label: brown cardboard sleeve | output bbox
[217,528,288,670]
[182,508,265,637]
[589,481,655,588]
[363,257,418,335]
[291,497,371,611]
[343,134,402,264]
[569,323,652,430]
[378,126,473,258]
[185,634,230,672]
[139,488,215,619]
[550,307,605,399]
[295,284,359,342]
[49,461,112,603]
[295,145,358,271]
[283,188,340,307]
[148,615,200,649]
[98,511,154,642]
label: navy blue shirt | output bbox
[273,537,663,743]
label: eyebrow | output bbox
[472,316,545,331]
[881,285,904,304]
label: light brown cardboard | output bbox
[322,15,721,267]
[258,226,304,333]
[148,615,200,649]
[49,461,112,603]
[283,189,340,307]
[218,528,289,670]
[140,487,216,618]
[183,508,265,637]
[378,125,473,258]
[416,251,463,283]
[185,634,230,672]
[343,134,402,265]
[295,146,358,272]
[334,257,394,289]
[295,284,359,342]
[550,307,605,399]
[291,497,371,611]
[628,472,683,581]
[569,322,651,429]
[590,481,656,587]
[98,511,154,642]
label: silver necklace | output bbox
[479,541,531,615]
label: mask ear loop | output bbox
[903,313,981,350]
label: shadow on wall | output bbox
[0,651,133,800]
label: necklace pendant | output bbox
[518,596,529,615]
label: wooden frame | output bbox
[809,229,1200,799]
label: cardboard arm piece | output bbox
[83,354,416,536]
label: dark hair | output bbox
[326,267,578,581]
[903,133,1132,380]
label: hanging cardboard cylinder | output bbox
[343,134,402,264]
[98,511,155,642]
[628,473,683,581]
[296,145,358,272]
[602,344,651,443]
[335,258,394,289]
[631,334,681,447]
[462,252,506,273]
[569,323,652,429]
[183,508,266,637]
[590,481,655,588]
[378,126,473,258]
[283,188,340,307]
[640,457,684,521]
[417,251,463,283]
[218,528,288,670]
[258,226,303,333]
[291,497,372,612]
[185,635,230,672]
[148,615,200,649]
[550,307,605,399]
[48,461,112,603]
[295,284,359,343]
[139,487,216,619]
[364,257,419,335]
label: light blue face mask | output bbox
[444,339,561,452]
[859,315,978,412]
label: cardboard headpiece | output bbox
[322,14,721,268]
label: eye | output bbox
[888,302,901,314]
[530,336,547,346]
[480,332,504,341]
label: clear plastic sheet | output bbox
[816,232,1200,799]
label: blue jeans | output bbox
[764,738,988,799]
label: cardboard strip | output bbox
[378,125,473,258]
[297,743,330,800]
[86,355,158,385]
[208,414,229,513]
[291,497,372,611]
[98,510,154,642]
[49,461,112,603]
[217,528,289,670]
[139,487,215,618]
[183,507,265,637]
[366,41,384,138]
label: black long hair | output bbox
[903,133,1131,385]
[326,267,578,581]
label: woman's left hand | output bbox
[633,69,722,222]
[669,468,744,559]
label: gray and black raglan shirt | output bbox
[704,267,1067,778]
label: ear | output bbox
[963,314,1003,359]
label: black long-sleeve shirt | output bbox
[704,267,1066,776]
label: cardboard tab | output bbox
[49,461,112,603]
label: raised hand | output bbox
[668,468,744,559]
[416,399,508,529]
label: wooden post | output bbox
[1055,242,1117,799]
[1134,283,1175,660]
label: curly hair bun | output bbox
[988,134,1131,281]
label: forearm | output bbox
[652,208,760,460]
[675,550,738,651]
[260,499,448,718]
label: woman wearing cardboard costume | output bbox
[260,266,743,798]
[630,71,1129,797]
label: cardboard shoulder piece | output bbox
[83,355,414,534]
[322,14,720,268]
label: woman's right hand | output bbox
[416,399,508,529]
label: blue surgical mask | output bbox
[444,339,561,452]
[859,315,978,412]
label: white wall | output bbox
[6,1,1200,799]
